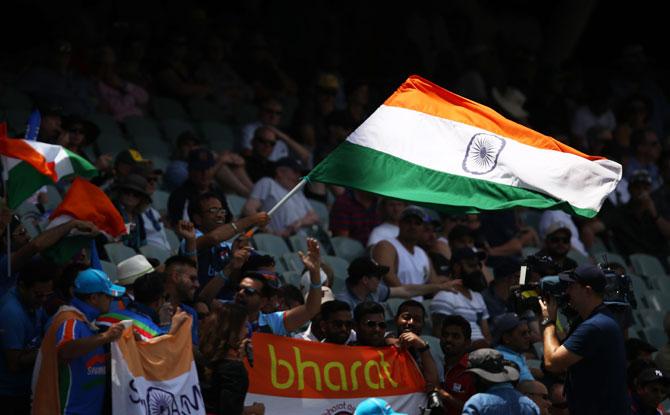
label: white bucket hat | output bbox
[115,255,154,286]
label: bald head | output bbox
[518,381,550,415]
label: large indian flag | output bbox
[308,75,622,217]
[0,123,97,209]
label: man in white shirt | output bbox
[367,198,406,247]
[372,206,447,301]
[242,157,320,237]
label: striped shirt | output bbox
[430,289,489,341]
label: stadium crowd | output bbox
[1,2,670,414]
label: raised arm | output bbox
[283,238,322,332]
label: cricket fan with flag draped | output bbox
[308,75,621,217]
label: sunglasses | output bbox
[69,128,85,134]
[548,236,570,244]
[329,319,354,329]
[258,139,277,146]
[364,320,387,330]
[238,286,259,296]
[123,189,144,198]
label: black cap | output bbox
[492,312,523,344]
[630,169,652,185]
[637,367,670,386]
[115,149,146,166]
[188,148,216,171]
[450,247,487,265]
[348,257,389,281]
[400,205,429,222]
[112,174,152,201]
[465,348,519,383]
[493,256,521,280]
[274,157,305,173]
[62,115,101,144]
[625,337,658,361]
[559,264,606,292]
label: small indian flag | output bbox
[308,75,622,217]
[0,123,97,209]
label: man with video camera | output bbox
[539,264,629,415]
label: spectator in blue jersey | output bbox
[492,312,535,382]
[98,272,189,341]
[53,268,126,415]
[164,255,202,344]
[0,258,54,414]
[234,238,323,335]
[185,192,268,301]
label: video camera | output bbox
[509,254,637,319]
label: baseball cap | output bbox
[274,157,305,173]
[492,312,523,345]
[465,348,520,383]
[493,256,521,280]
[348,257,390,281]
[625,338,658,361]
[400,205,429,222]
[188,148,216,171]
[115,255,155,286]
[637,367,670,386]
[450,247,487,265]
[74,268,126,297]
[115,149,146,166]
[559,264,606,292]
[354,398,407,415]
[630,169,652,185]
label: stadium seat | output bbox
[594,252,628,270]
[567,248,590,266]
[124,117,170,157]
[0,87,33,110]
[88,113,125,137]
[225,193,246,219]
[187,97,227,122]
[151,97,188,119]
[384,298,406,321]
[282,270,302,289]
[629,274,649,305]
[644,328,667,349]
[288,234,308,253]
[160,118,197,144]
[104,243,136,264]
[421,334,445,366]
[252,233,291,257]
[522,246,538,258]
[151,190,170,214]
[307,199,330,229]
[640,311,665,329]
[140,244,172,264]
[645,291,670,313]
[164,228,180,254]
[281,252,304,273]
[199,121,236,152]
[331,236,366,263]
[95,133,131,157]
[101,260,118,281]
[322,255,349,293]
[629,253,667,278]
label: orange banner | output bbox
[246,334,426,399]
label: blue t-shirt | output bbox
[180,303,199,345]
[462,383,539,415]
[496,345,534,382]
[55,298,106,415]
[0,288,44,395]
[562,305,630,415]
[249,311,288,336]
[0,254,20,298]
[182,229,234,299]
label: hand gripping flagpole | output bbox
[243,177,308,238]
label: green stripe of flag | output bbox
[307,141,597,218]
